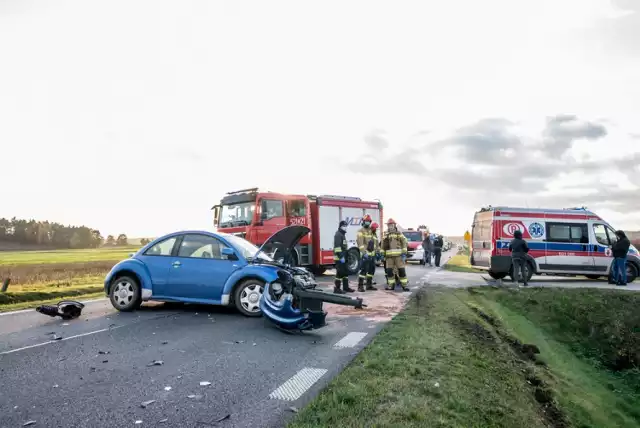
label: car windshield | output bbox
[223,234,273,261]
[219,202,255,228]
[403,231,422,242]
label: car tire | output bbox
[346,248,360,275]
[585,275,601,280]
[488,270,507,280]
[109,275,142,312]
[626,262,638,283]
[234,279,264,317]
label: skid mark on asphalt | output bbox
[268,368,328,401]
[333,332,367,349]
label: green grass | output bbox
[288,287,640,428]
[0,246,137,265]
[0,275,104,311]
[443,249,484,273]
[0,292,105,312]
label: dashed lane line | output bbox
[332,332,368,349]
[268,368,328,401]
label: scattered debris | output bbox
[102,360,109,363]
[147,360,164,367]
[164,386,172,391]
[53,384,59,388]
[177,376,182,379]
[200,381,211,386]
[35,301,85,320]
[51,335,62,341]
[198,414,231,425]
[140,400,156,408]
[23,421,36,426]
[62,323,69,326]
[287,406,299,413]
[98,350,110,355]
[135,421,142,425]
[90,368,96,372]
[234,340,245,344]
[161,341,169,345]
[45,331,56,335]
[159,419,168,423]
[252,343,257,346]
[187,394,202,400]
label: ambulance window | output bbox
[547,222,588,243]
[593,224,610,245]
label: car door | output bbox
[135,236,180,295]
[592,223,616,274]
[166,233,239,302]
[543,222,595,273]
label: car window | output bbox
[177,234,230,260]
[593,224,610,245]
[144,237,177,256]
[547,222,588,243]
[262,199,283,219]
[606,226,619,244]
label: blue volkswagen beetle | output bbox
[103,226,313,317]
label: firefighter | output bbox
[381,218,410,291]
[356,215,378,292]
[333,220,355,294]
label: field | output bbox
[443,248,484,273]
[0,247,137,311]
[289,287,640,428]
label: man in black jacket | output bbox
[611,230,631,286]
[333,220,355,294]
[508,230,530,286]
[433,235,444,267]
[422,235,433,266]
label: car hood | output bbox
[256,225,311,257]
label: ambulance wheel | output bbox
[488,271,507,280]
[627,262,638,283]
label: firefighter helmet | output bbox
[386,218,396,225]
[362,214,372,222]
[371,222,379,230]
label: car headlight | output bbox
[417,245,422,250]
[271,282,283,293]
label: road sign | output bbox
[464,231,471,242]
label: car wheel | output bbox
[488,270,507,280]
[627,262,638,283]
[585,275,601,280]
[234,279,264,317]
[109,276,142,312]
[346,248,360,275]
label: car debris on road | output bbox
[35,300,85,320]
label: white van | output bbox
[469,206,640,283]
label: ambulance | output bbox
[469,206,640,283]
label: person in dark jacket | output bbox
[508,230,529,286]
[433,235,444,267]
[422,235,433,266]
[611,230,631,286]
[333,220,355,294]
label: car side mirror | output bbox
[221,247,237,260]
[261,212,268,220]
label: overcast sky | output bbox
[1,0,639,237]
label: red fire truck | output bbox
[211,188,383,275]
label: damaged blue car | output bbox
[104,226,364,325]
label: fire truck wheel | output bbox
[346,248,360,275]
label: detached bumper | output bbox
[260,283,325,331]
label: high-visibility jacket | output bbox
[356,226,377,257]
[382,231,407,258]
[333,229,348,261]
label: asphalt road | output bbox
[0,254,454,428]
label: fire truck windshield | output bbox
[403,231,423,242]
[219,203,255,228]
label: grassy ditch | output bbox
[288,287,640,428]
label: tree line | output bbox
[0,217,130,249]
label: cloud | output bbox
[346,115,640,221]
[363,129,389,150]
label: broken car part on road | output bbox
[35,300,85,320]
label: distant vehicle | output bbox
[469,206,640,283]
[211,188,383,275]
[104,227,318,317]
[401,228,424,262]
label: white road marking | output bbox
[0,325,125,356]
[333,332,368,349]
[0,297,108,317]
[268,368,328,401]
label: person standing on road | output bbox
[433,235,444,267]
[356,215,378,292]
[381,218,410,291]
[611,230,631,286]
[333,220,355,294]
[422,234,433,266]
[508,229,529,287]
